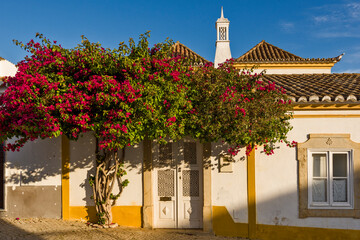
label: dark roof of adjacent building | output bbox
[236,40,343,64]
[170,41,358,103]
[172,42,209,65]
[262,73,360,103]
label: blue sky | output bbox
[1,0,360,73]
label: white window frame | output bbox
[308,149,353,209]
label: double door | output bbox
[153,140,203,228]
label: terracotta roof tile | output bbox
[262,73,360,103]
[237,40,343,64]
[172,42,208,64]
[0,57,4,61]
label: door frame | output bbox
[142,140,212,231]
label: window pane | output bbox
[333,153,347,177]
[313,154,327,177]
[333,179,347,202]
[312,179,327,202]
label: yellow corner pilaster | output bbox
[247,149,256,239]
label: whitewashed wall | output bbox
[4,137,62,217]
[211,142,248,223]
[256,110,360,229]
[69,133,143,206]
[69,133,96,206]
[0,59,17,78]
[5,137,62,186]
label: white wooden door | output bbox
[153,140,203,228]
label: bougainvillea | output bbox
[0,32,194,224]
[187,59,294,156]
[0,32,294,225]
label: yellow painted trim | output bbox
[61,135,70,220]
[293,105,360,111]
[212,206,248,238]
[247,149,256,239]
[69,206,142,227]
[293,114,360,118]
[213,206,360,240]
[234,63,334,69]
[256,224,360,240]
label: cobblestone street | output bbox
[0,218,244,240]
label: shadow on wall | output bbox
[5,136,92,185]
[4,134,144,184]
[4,133,144,218]
[80,142,143,206]
[5,136,242,185]
[212,146,360,240]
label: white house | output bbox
[1,8,360,240]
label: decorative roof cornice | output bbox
[236,40,343,64]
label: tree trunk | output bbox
[90,141,126,225]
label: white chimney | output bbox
[214,7,231,68]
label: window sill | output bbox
[308,202,353,209]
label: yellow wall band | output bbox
[293,114,360,118]
[256,224,360,240]
[212,206,248,238]
[213,206,360,240]
[69,206,142,227]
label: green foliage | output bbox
[187,61,293,155]
[2,32,294,225]
[122,179,129,187]
[96,212,106,225]
[88,175,95,187]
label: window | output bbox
[308,150,352,209]
[297,134,360,218]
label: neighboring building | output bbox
[1,8,360,240]
[234,40,344,74]
[0,58,17,93]
[0,58,17,211]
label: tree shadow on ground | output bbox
[0,219,43,240]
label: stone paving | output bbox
[0,218,245,240]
